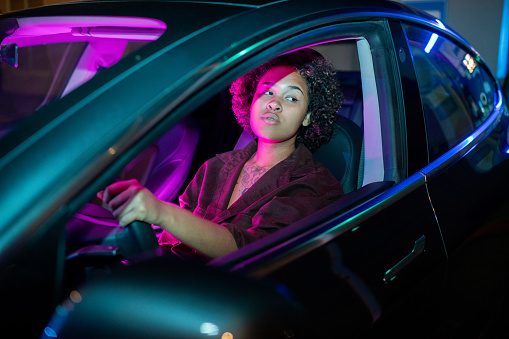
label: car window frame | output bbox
[210,19,408,271]
[402,21,500,161]
[396,19,505,180]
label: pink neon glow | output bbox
[2,16,166,47]
[0,16,167,95]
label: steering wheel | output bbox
[66,221,159,264]
[116,221,159,259]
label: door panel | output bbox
[266,184,446,337]
[404,20,509,336]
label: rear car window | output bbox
[403,23,497,161]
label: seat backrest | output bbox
[313,71,364,194]
[145,117,200,203]
[313,115,363,194]
[67,117,200,244]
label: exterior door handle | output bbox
[383,235,426,283]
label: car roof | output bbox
[91,0,284,6]
[0,0,441,49]
[1,0,434,19]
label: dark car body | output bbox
[1,0,508,338]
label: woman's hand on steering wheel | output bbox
[97,179,163,227]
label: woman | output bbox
[99,48,344,260]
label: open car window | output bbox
[0,16,166,140]
[64,20,404,266]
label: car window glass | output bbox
[0,16,165,141]
[403,23,497,161]
[0,43,86,132]
[313,23,404,187]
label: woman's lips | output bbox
[261,112,280,124]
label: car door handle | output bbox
[383,235,426,283]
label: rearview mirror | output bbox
[0,43,18,68]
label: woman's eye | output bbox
[263,90,273,96]
[286,96,298,102]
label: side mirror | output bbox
[0,43,18,68]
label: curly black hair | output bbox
[230,48,343,153]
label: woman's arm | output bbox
[98,179,238,258]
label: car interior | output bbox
[0,15,166,137]
[1,15,399,273]
[62,37,393,268]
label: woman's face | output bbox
[249,65,311,145]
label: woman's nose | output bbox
[267,100,281,112]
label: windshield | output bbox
[0,15,166,140]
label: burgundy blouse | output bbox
[159,140,344,259]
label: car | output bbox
[1,0,509,337]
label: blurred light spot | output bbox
[425,19,445,54]
[275,282,293,300]
[108,147,116,155]
[70,290,82,304]
[200,322,219,336]
[283,329,295,338]
[425,33,438,53]
[222,332,233,339]
[463,54,477,73]
[55,305,68,317]
[44,326,58,338]
[62,299,75,312]
[435,19,445,29]
[496,0,509,78]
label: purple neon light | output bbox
[2,16,166,47]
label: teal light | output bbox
[43,327,58,338]
[497,0,509,78]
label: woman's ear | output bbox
[302,112,311,127]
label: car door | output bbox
[0,3,456,338]
[403,22,509,336]
[214,19,449,337]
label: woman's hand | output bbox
[97,180,238,258]
[97,179,162,226]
